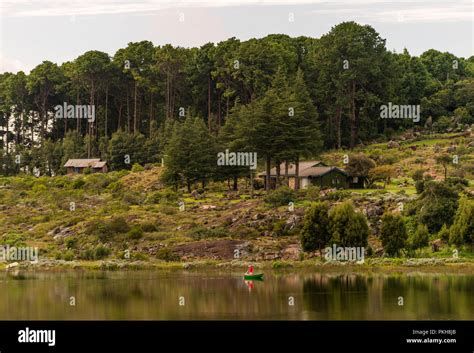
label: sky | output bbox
[0,0,472,73]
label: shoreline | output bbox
[2,258,474,274]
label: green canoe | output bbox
[244,273,264,280]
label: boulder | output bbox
[387,140,400,149]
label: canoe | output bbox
[244,273,264,280]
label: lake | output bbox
[0,270,473,320]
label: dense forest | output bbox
[1,21,473,189]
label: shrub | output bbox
[264,186,295,207]
[131,163,144,173]
[65,237,77,249]
[63,250,75,261]
[322,190,351,201]
[146,188,179,204]
[328,201,369,247]
[121,192,144,205]
[412,169,425,182]
[415,180,425,194]
[188,226,227,240]
[300,202,330,252]
[127,226,144,240]
[380,213,408,256]
[109,216,130,234]
[449,198,474,247]
[72,178,86,189]
[409,224,430,250]
[156,248,180,262]
[94,245,110,259]
[417,181,459,233]
[140,221,158,232]
[304,185,320,201]
[438,224,450,242]
[83,167,92,175]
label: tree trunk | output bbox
[208,74,211,132]
[250,169,254,198]
[295,155,300,190]
[134,81,138,134]
[276,160,281,187]
[126,85,130,133]
[149,92,153,136]
[284,160,289,186]
[105,86,108,138]
[233,176,238,191]
[336,106,342,149]
[265,155,271,191]
[350,81,357,149]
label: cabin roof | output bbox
[64,159,106,168]
[259,161,348,177]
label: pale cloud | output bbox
[0,54,28,73]
[2,0,471,23]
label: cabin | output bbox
[259,161,348,190]
[64,159,108,174]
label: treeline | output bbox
[1,22,473,185]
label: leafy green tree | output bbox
[417,181,459,233]
[300,202,330,255]
[328,201,369,247]
[345,154,376,187]
[380,213,408,256]
[162,115,216,191]
[449,198,474,249]
[409,224,430,250]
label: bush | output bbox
[83,167,92,175]
[449,198,474,247]
[304,185,320,201]
[127,226,144,240]
[94,245,110,259]
[156,248,180,262]
[65,237,77,249]
[300,202,330,252]
[63,250,75,261]
[328,201,369,247]
[415,180,425,194]
[131,163,144,172]
[188,226,227,240]
[438,224,450,242]
[322,190,351,201]
[109,216,130,234]
[264,186,295,207]
[121,192,144,205]
[417,181,458,233]
[412,169,425,182]
[146,188,179,204]
[72,178,86,189]
[409,224,430,250]
[380,213,408,256]
[140,221,158,232]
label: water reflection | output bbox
[0,270,472,320]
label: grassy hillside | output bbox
[1,132,474,268]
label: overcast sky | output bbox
[0,0,472,73]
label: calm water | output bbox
[0,270,472,320]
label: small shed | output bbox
[64,159,108,174]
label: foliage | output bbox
[300,202,330,252]
[328,201,369,247]
[380,213,408,256]
[264,186,296,207]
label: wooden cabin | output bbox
[64,159,108,174]
[259,161,348,189]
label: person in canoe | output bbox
[245,264,254,276]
